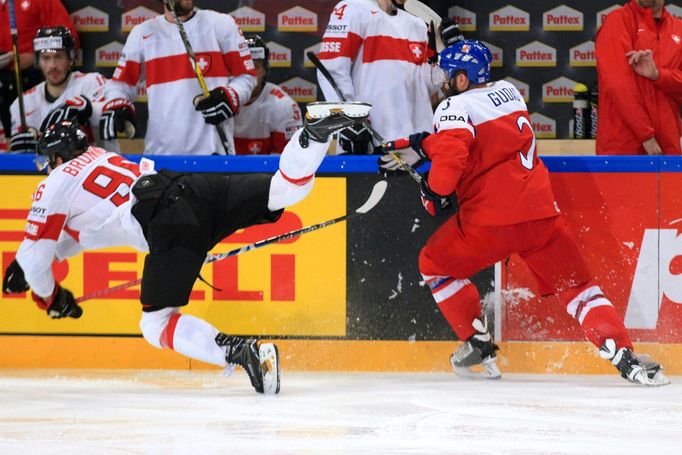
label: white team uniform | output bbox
[318,0,441,144]
[105,10,256,155]
[16,147,148,297]
[9,72,120,152]
[233,81,302,155]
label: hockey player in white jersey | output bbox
[317,0,452,154]
[102,0,256,155]
[2,102,371,394]
[8,26,119,154]
[233,35,303,155]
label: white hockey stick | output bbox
[403,0,445,52]
[75,180,388,303]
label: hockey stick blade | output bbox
[75,180,388,303]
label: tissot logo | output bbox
[95,41,124,67]
[70,6,109,32]
[569,41,596,67]
[516,41,556,67]
[121,6,156,32]
[530,112,556,138]
[268,41,292,68]
[278,6,318,32]
[543,5,583,31]
[489,5,529,31]
[449,6,476,31]
[542,76,578,103]
[280,77,317,102]
[229,6,265,32]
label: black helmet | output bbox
[246,35,269,69]
[36,120,88,171]
[33,26,75,60]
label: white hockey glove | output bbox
[100,98,136,140]
[40,95,93,132]
[193,86,240,124]
[378,132,430,172]
[9,127,39,154]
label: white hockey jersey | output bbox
[233,81,302,154]
[15,148,149,297]
[318,0,441,144]
[9,71,120,152]
[106,9,256,155]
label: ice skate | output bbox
[449,317,501,380]
[599,339,670,387]
[301,101,371,143]
[217,334,280,394]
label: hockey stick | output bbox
[75,180,388,303]
[166,0,232,155]
[403,0,445,52]
[306,51,421,182]
[7,0,27,130]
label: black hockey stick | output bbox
[166,0,232,155]
[75,180,388,303]
[8,0,26,130]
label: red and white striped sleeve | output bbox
[214,12,257,108]
[105,24,145,102]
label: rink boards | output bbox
[1,155,681,374]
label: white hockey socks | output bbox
[268,128,329,211]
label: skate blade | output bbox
[638,370,671,387]
[450,355,501,380]
[258,343,280,395]
[306,101,371,119]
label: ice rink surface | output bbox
[0,369,680,455]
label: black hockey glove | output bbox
[32,285,82,319]
[3,259,30,294]
[338,124,374,154]
[439,17,464,47]
[40,95,93,132]
[99,98,136,140]
[420,176,452,217]
[9,127,38,154]
[377,131,430,171]
[193,86,240,125]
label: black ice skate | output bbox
[300,101,371,145]
[449,317,501,380]
[599,339,670,387]
[216,334,280,394]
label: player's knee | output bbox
[139,307,178,349]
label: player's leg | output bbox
[419,214,511,379]
[268,102,370,211]
[521,215,669,386]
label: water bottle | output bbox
[589,90,598,139]
[573,83,590,139]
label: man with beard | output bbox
[7,26,118,154]
[103,0,256,155]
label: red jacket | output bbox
[0,0,79,55]
[596,1,682,155]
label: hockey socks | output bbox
[424,276,482,341]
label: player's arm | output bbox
[194,14,257,124]
[317,1,364,101]
[595,12,655,143]
[652,59,682,103]
[271,100,303,154]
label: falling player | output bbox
[385,40,669,386]
[2,102,371,394]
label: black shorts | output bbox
[138,173,282,311]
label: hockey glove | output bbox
[420,177,451,217]
[3,259,30,294]
[99,98,136,140]
[439,18,464,47]
[193,86,240,125]
[378,131,430,171]
[9,127,39,154]
[338,124,374,154]
[32,285,82,319]
[40,95,93,132]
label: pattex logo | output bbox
[543,5,583,31]
[278,6,317,32]
[230,6,265,32]
[70,6,108,32]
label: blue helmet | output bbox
[439,40,492,84]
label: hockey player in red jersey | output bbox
[233,35,303,155]
[386,40,669,386]
[1,102,371,394]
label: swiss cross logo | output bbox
[20,0,30,11]
[409,43,425,63]
[248,141,264,154]
[673,34,681,45]
[196,54,212,73]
